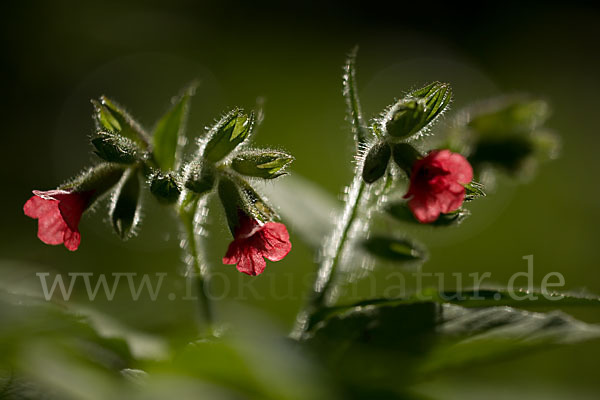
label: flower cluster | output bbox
[358,82,478,224]
[24,87,293,276]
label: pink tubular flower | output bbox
[223,213,291,276]
[24,190,95,251]
[403,149,473,223]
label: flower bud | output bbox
[385,99,427,139]
[231,150,294,179]
[362,236,425,262]
[184,163,215,195]
[362,141,391,184]
[384,82,451,139]
[391,143,421,175]
[92,96,150,150]
[110,168,141,239]
[150,172,181,204]
[91,132,140,164]
[203,110,255,163]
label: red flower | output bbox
[403,149,473,223]
[223,213,291,276]
[24,190,94,251]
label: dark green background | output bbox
[2,1,599,398]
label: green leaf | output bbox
[0,290,133,398]
[91,132,140,164]
[303,296,600,390]
[419,304,600,375]
[92,97,150,150]
[152,84,195,171]
[467,98,549,137]
[361,141,391,184]
[469,135,535,173]
[109,168,142,239]
[384,82,452,139]
[231,150,294,179]
[146,306,334,400]
[257,174,338,249]
[362,236,425,263]
[203,110,255,163]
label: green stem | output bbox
[344,46,369,147]
[178,192,213,334]
[292,47,371,338]
[292,174,367,337]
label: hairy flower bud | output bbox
[391,142,421,175]
[110,168,142,239]
[91,132,140,164]
[150,172,181,204]
[362,141,391,183]
[231,150,294,179]
[384,82,451,139]
[203,110,254,163]
[184,163,216,195]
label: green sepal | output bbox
[203,110,255,163]
[361,141,391,184]
[60,163,126,204]
[231,150,294,179]
[152,83,196,171]
[217,174,278,235]
[362,236,426,262]
[92,96,150,150]
[91,132,140,164]
[386,201,471,226]
[109,168,141,239]
[149,172,181,204]
[391,142,422,175]
[464,181,486,202]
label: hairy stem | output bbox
[178,192,213,334]
[292,47,371,338]
[292,174,367,337]
[343,46,369,148]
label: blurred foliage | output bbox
[3,0,600,399]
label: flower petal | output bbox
[36,205,69,245]
[223,240,244,265]
[408,193,442,223]
[260,222,292,262]
[443,152,473,184]
[236,248,267,276]
[24,195,57,219]
[436,183,466,214]
[63,229,81,251]
[55,191,93,231]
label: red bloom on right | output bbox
[223,212,291,276]
[403,149,473,223]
